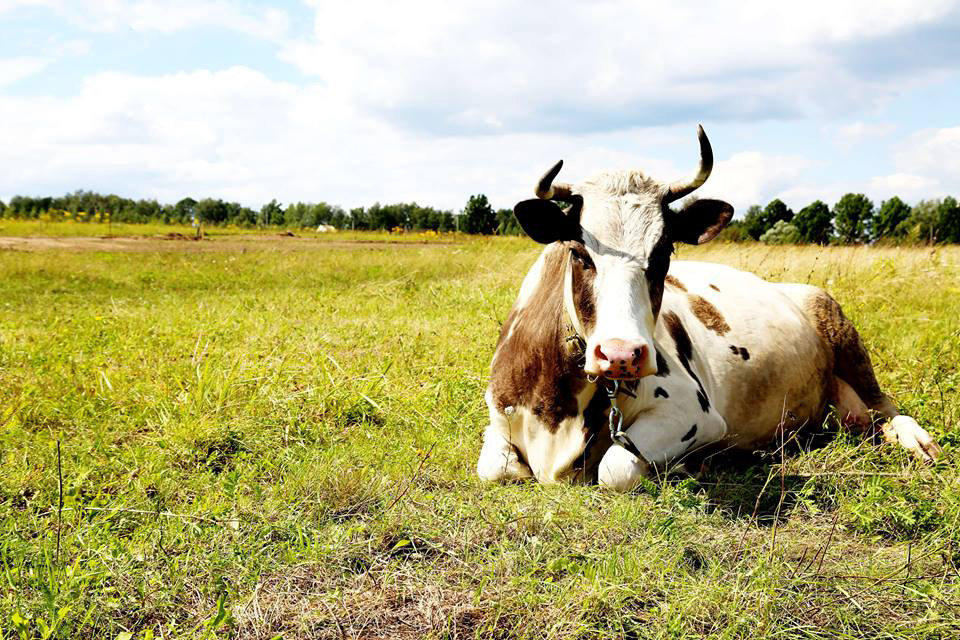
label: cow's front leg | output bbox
[598,443,651,491]
[598,404,727,491]
[477,424,532,483]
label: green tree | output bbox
[461,194,497,234]
[349,207,369,230]
[173,197,198,224]
[496,208,522,235]
[742,200,793,240]
[741,204,765,240]
[937,196,960,244]
[759,220,801,245]
[873,196,911,240]
[195,198,229,224]
[792,200,833,244]
[833,193,874,244]
[715,220,751,242]
[898,199,940,244]
[259,199,283,226]
[764,198,794,225]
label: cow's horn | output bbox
[663,124,714,203]
[535,160,573,200]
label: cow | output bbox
[477,126,941,491]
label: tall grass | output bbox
[1,233,957,638]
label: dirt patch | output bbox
[234,566,481,640]
[159,232,201,241]
[0,235,459,253]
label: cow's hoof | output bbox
[477,449,533,483]
[882,416,942,463]
[598,445,651,491]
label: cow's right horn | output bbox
[535,160,573,200]
[663,124,714,204]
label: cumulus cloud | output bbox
[0,67,717,209]
[0,57,51,88]
[281,0,960,134]
[696,151,810,213]
[893,126,960,186]
[829,121,897,147]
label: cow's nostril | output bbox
[594,344,608,362]
[634,345,648,364]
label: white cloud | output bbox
[893,126,960,184]
[281,0,960,133]
[830,121,897,147]
[696,151,810,212]
[0,67,729,210]
[0,57,52,88]
[869,172,938,196]
[0,40,89,89]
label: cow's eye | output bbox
[570,248,593,269]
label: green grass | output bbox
[0,219,464,244]
[1,230,958,639]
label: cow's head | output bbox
[514,126,733,380]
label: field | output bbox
[2,224,959,639]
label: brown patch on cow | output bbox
[662,311,711,412]
[709,284,720,292]
[570,246,597,334]
[688,295,730,336]
[665,275,687,291]
[490,242,597,433]
[804,290,885,407]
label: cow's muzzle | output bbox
[588,339,656,379]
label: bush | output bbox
[759,220,801,245]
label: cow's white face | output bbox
[577,180,671,377]
[514,126,733,380]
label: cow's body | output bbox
[479,129,939,490]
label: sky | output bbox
[1,0,959,215]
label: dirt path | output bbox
[0,235,460,253]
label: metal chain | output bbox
[605,379,624,440]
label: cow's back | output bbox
[660,261,832,447]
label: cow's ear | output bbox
[514,199,580,244]
[670,198,734,245]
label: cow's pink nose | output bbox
[594,340,649,379]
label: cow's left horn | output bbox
[535,160,573,200]
[663,124,714,204]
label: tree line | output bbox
[2,189,959,244]
[728,194,960,245]
[0,190,516,235]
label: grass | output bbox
[1,221,958,638]
[0,219,463,244]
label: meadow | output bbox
[1,223,959,639]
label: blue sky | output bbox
[1,0,959,214]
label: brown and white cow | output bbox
[477,126,941,490]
